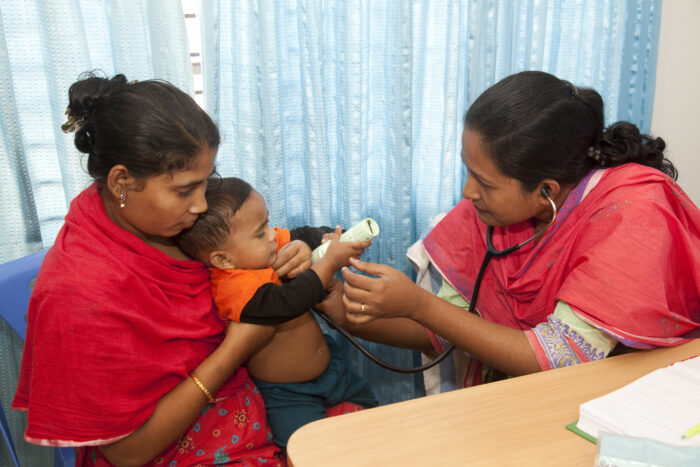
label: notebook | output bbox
[573,355,700,447]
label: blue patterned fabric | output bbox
[530,315,610,368]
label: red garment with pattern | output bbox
[76,380,285,466]
[72,400,364,465]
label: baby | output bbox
[176,177,377,450]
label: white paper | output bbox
[577,356,700,447]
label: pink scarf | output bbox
[423,164,700,348]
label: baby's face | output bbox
[219,191,278,269]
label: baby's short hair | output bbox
[176,176,253,264]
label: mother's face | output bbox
[460,128,541,227]
[118,147,217,243]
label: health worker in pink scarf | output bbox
[318,71,700,392]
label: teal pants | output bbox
[252,334,378,449]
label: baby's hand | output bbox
[323,225,371,269]
[311,226,371,287]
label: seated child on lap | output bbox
[176,177,378,449]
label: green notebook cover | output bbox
[566,420,597,444]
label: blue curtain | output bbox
[0,1,191,465]
[199,0,662,405]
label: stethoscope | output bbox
[316,186,558,373]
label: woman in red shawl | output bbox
[318,71,700,392]
[12,73,310,465]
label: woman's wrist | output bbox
[189,373,216,403]
[406,285,435,322]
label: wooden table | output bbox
[287,339,700,466]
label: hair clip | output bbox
[61,107,86,134]
[569,84,580,99]
[587,146,606,165]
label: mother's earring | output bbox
[119,193,127,208]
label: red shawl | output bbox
[423,163,700,348]
[13,183,247,445]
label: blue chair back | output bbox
[0,250,76,467]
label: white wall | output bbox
[651,0,700,204]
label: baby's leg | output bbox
[319,334,378,409]
[252,378,327,450]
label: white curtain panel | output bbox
[0,0,192,262]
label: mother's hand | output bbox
[313,278,350,327]
[272,240,311,279]
[341,257,427,323]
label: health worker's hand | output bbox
[341,257,428,324]
[272,239,311,279]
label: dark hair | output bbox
[176,177,254,263]
[64,71,220,183]
[465,71,676,192]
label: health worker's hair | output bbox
[465,70,676,192]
